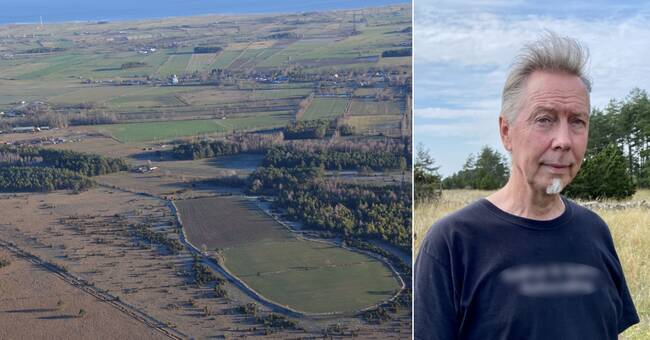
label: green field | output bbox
[347,114,401,133]
[301,97,349,120]
[96,111,293,142]
[211,50,242,69]
[250,88,312,100]
[177,196,401,314]
[349,99,403,115]
[156,53,192,76]
[224,239,399,313]
[186,53,219,73]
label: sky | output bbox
[414,0,650,176]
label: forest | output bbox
[247,166,411,250]
[0,146,127,192]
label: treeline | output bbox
[172,133,283,160]
[121,62,147,69]
[442,146,509,190]
[265,32,299,40]
[381,48,411,58]
[0,146,127,192]
[0,167,93,192]
[587,88,650,188]
[23,47,66,54]
[194,47,222,53]
[264,144,408,171]
[0,101,119,129]
[247,166,411,249]
[284,119,330,139]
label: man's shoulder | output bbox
[419,199,487,261]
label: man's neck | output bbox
[486,177,565,221]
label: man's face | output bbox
[501,71,590,194]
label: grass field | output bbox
[414,189,650,339]
[211,51,242,69]
[176,196,401,313]
[186,53,219,73]
[301,97,349,120]
[250,88,312,100]
[224,239,399,313]
[156,53,192,76]
[349,99,403,115]
[96,111,292,142]
[346,114,401,133]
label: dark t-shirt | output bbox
[414,196,639,340]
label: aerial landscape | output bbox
[0,2,412,339]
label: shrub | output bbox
[564,144,636,200]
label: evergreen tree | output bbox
[442,146,509,190]
[414,143,441,201]
[564,144,635,199]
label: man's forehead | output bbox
[521,72,590,115]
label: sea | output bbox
[0,0,409,25]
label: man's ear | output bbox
[499,116,512,152]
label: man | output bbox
[414,33,639,339]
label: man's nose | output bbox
[551,120,572,151]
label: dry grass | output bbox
[414,189,650,339]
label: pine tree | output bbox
[564,144,635,200]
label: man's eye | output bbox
[571,118,587,127]
[535,116,552,124]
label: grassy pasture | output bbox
[249,88,312,100]
[301,97,349,120]
[96,119,228,142]
[185,53,219,73]
[349,99,403,115]
[156,53,191,76]
[414,189,650,339]
[102,86,208,109]
[346,114,401,133]
[224,239,400,313]
[378,56,411,67]
[256,40,325,67]
[210,50,241,69]
[176,196,401,313]
[177,89,249,105]
[95,110,292,142]
[105,87,188,108]
[47,86,138,105]
[0,79,77,107]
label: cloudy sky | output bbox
[414,0,650,176]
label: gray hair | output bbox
[501,32,591,124]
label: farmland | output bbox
[414,190,650,340]
[96,111,292,142]
[176,196,401,314]
[0,3,412,338]
[301,97,349,120]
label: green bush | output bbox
[564,144,635,200]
